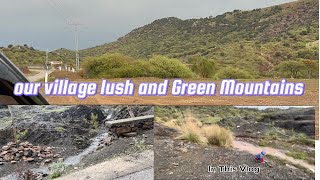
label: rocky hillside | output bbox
[2,0,318,77]
[81,0,318,76]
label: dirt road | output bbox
[26,69,53,82]
[57,150,154,180]
[233,140,315,173]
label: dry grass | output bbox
[203,125,233,148]
[173,112,233,147]
[180,120,203,144]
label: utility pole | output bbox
[70,23,82,72]
[46,49,49,70]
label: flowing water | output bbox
[1,132,109,180]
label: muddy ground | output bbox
[61,129,154,176]
[0,105,153,179]
[154,107,315,180]
[154,135,313,180]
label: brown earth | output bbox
[40,78,318,139]
[154,123,315,180]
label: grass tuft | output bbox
[203,125,233,148]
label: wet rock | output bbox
[104,137,112,145]
[123,132,138,137]
[44,159,52,163]
[24,157,34,162]
[46,154,54,158]
[97,145,104,151]
[116,126,132,135]
[0,141,57,165]
[24,150,33,157]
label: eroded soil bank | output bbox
[0,105,153,179]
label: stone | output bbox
[0,162,3,165]
[97,145,104,151]
[0,151,8,156]
[116,126,132,135]
[53,154,60,158]
[38,154,46,158]
[25,158,34,162]
[46,154,54,158]
[123,132,138,137]
[44,147,52,152]
[24,150,33,157]
[11,161,17,164]
[2,146,9,150]
[44,159,52,163]
[3,154,12,161]
[104,137,112,145]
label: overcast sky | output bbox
[0,0,295,50]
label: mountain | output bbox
[0,45,75,66]
[80,0,319,75]
[1,0,318,77]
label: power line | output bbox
[46,0,83,72]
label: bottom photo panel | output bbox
[154,106,315,180]
[0,105,154,180]
[0,105,316,180]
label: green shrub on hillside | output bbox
[214,67,253,79]
[148,55,195,78]
[274,60,306,78]
[83,54,195,78]
[190,56,216,78]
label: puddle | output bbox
[232,140,315,173]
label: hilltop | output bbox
[80,0,318,77]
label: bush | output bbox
[190,56,216,78]
[274,60,305,78]
[83,54,195,78]
[148,55,195,78]
[180,120,202,144]
[203,125,233,147]
[83,53,135,78]
[214,67,253,79]
[49,162,65,179]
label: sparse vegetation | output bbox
[49,162,65,179]
[16,130,29,141]
[180,120,202,144]
[286,151,307,160]
[203,125,233,147]
[90,113,99,129]
[289,133,315,146]
[132,138,146,151]
[55,127,65,133]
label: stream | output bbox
[1,132,110,180]
[232,140,315,173]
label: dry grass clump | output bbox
[203,125,233,148]
[180,120,203,144]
